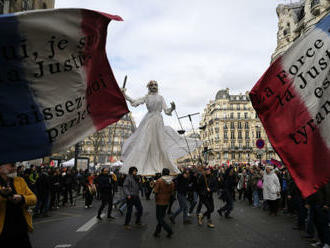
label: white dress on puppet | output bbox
[120,92,200,175]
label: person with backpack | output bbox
[153,168,175,238]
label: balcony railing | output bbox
[311,0,321,16]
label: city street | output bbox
[31,196,310,248]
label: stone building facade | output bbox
[177,89,280,166]
[0,0,54,14]
[272,0,330,61]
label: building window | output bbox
[231,131,235,139]
[230,112,234,119]
[244,112,248,119]
[224,131,228,139]
[245,122,249,129]
[256,130,261,138]
[245,131,249,139]
[231,152,235,159]
[230,122,235,129]
[311,0,320,8]
[223,123,228,129]
[42,2,47,8]
[230,104,233,110]
[237,113,240,119]
[238,122,242,129]
[238,130,242,139]
[237,104,240,110]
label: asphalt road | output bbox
[30,195,312,248]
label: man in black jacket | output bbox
[96,168,115,220]
[197,167,217,228]
[218,167,235,219]
[170,169,191,224]
[62,168,74,207]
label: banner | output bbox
[0,9,129,164]
[250,14,330,198]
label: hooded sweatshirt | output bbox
[263,170,281,201]
[153,176,175,205]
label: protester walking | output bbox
[170,169,191,224]
[96,168,115,220]
[123,167,143,229]
[197,167,217,228]
[218,167,235,219]
[153,168,175,238]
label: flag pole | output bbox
[174,109,195,167]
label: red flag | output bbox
[249,14,330,198]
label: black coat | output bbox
[198,174,218,197]
[174,174,190,195]
[96,174,113,200]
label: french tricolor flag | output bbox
[250,14,330,198]
[0,9,129,164]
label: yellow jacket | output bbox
[0,177,37,235]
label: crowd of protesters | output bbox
[1,161,329,248]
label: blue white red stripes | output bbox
[250,14,330,198]
[0,9,128,163]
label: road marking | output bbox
[34,217,72,225]
[76,214,105,232]
[54,245,72,248]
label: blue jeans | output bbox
[253,190,259,207]
[189,191,198,214]
[172,193,188,221]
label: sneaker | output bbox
[107,215,115,219]
[217,209,223,217]
[322,244,330,248]
[207,220,215,228]
[124,224,132,230]
[96,216,102,220]
[169,216,176,224]
[153,232,160,238]
[84,205,88,209]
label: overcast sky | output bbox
[56,0,285,131]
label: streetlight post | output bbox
[74,142,81,170]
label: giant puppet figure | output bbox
[120,80,200,175]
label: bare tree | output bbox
[88,130,106,164]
